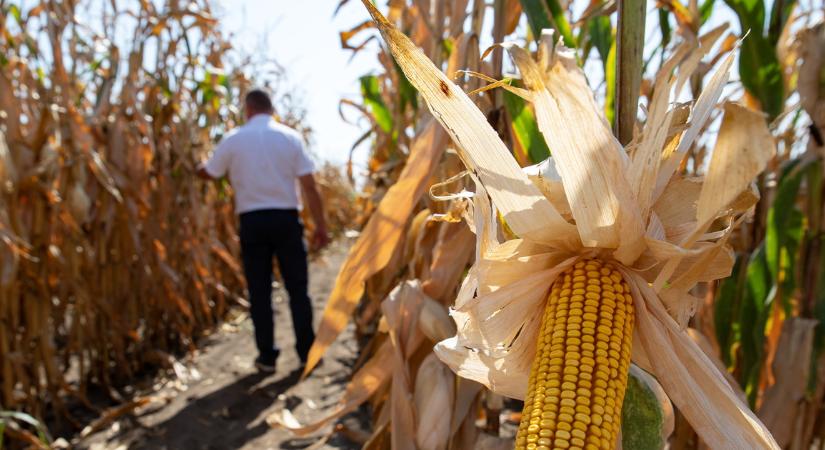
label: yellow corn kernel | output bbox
[515,259,634,450]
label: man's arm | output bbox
[299,173,330,251]
[199,135,233,180]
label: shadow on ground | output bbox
[127,369,302,449]
[74,239,365,450]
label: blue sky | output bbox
[211,0,744,176]
[213,0,382,175]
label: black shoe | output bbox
[255,359,275,373]
[255,354,278,373]
[255,360,276,373]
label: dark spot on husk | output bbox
[439,80,450,97]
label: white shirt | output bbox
[204,115,315,214]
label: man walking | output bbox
[199,89,329,372]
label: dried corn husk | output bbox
[414,354,454,450]
[798,23,825,130]
[304,120,448,375]
[418,295,456,342]
[273,280,429,437]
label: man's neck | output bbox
[247,112,271,123]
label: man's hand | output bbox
[299,173,330,252]
[311,225,331,252]
[197,164,215,180]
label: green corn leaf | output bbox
[715,255,746,367]
[740,37,784,118]
[588,14,613,66]
[394,59,418,113]
[724,0,766,32]
[520,0,553,40]
[724,0,785,118]
[658,9,672,49]
[807,159,824,392]
[543,0,575,47]
[604,41,617,127]
[739,245,773,407]
[768,0,797,45]
[8,4,23,24]
[699,0,717,23]
[805,147,823,235]
[577,25,590,61]
[360,74,394,133]
[519,0,576,47]
[733,157,816,404]
[765,159,807,312]
[503,88,551,164]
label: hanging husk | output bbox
[414,353,455,450]
[359,0,779,447]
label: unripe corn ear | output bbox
[515,259,634,450]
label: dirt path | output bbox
[77,238,364,450]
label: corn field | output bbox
[0,0,354,446]
[3,0,825,449]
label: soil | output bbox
[75,238,367,450]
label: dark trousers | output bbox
[239,209,315,364]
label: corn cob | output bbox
[515,259,634,450]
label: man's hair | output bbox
[245,89,274,114]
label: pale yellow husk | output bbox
[360,0,780,448]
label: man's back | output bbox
[204,115,314,214]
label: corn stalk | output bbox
[0,0,351,444]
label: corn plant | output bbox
[275,1,825,449]
[0,0,351,445]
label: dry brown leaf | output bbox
[303,120,447,375]
[687,328,748,404]
[383,281,426,450]
[421,220,475,301]
[80,397,153,438]
[414,354,455,450]
[624,272,779,449]
[503,0,522,35]
[798,23,825,129]
[418,295,457,342]
[695,103,776,231]
[502,40,643,259]
[758,318,818,447]
[523,157,572,218]
[654,49,736,201]
[361,0,577,247]
[653,176,703,242]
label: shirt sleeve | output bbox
[204,136,232,178]
[294,136,315,176]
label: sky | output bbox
[209,0,747,177]
[213,0,383,175]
